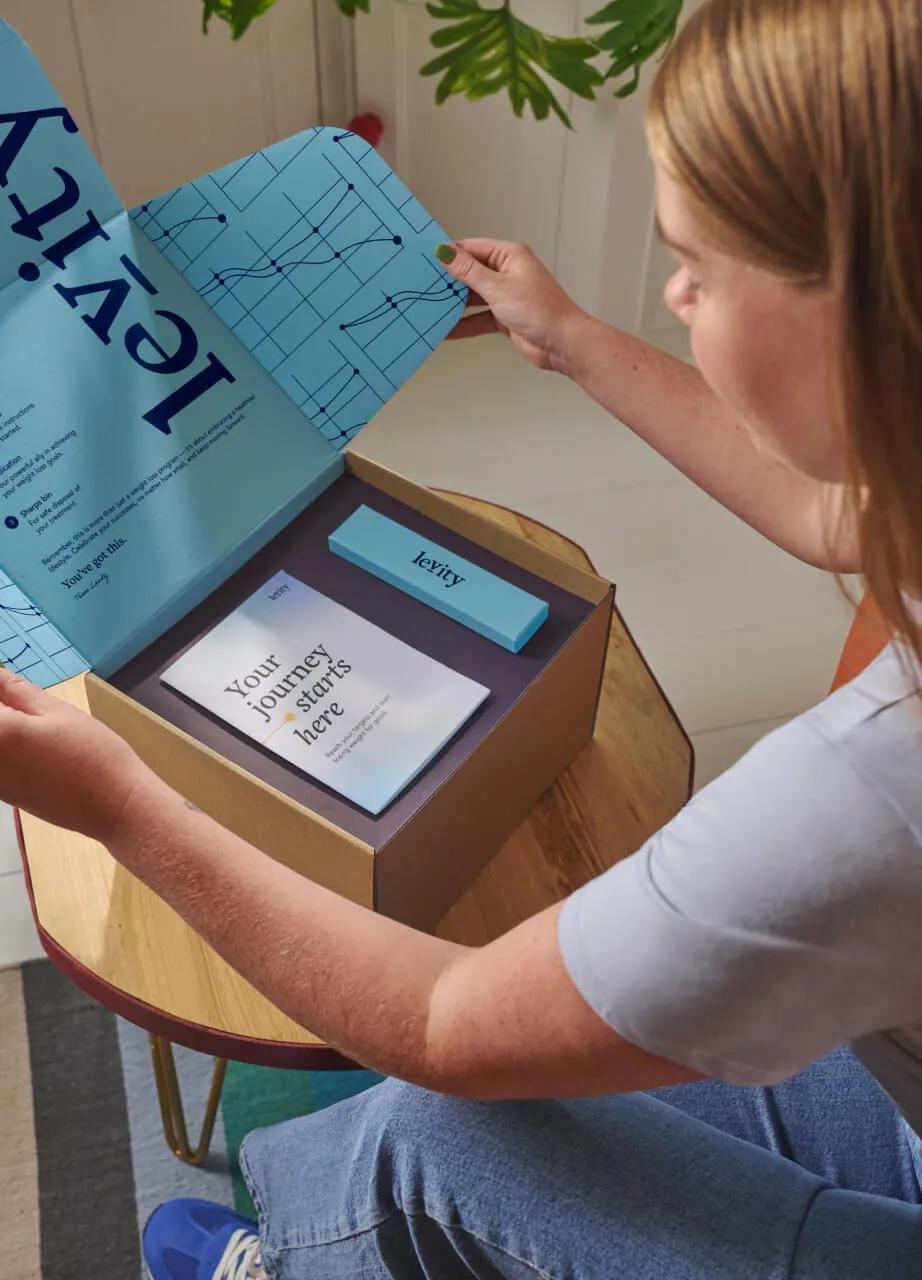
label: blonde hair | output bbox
[647,0,922,670]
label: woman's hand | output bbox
[438,239,590,373]
[0,667,155,841]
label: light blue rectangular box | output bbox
[329,505,549,652]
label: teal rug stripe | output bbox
[21,960,141,1280]
[115,1017,234,1280]
[308,1069,387,1115]
[221,1063,384,1217]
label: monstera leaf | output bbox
[201,0,686,120]
[420,1,602,127]
[586,0,684,98]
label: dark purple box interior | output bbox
[109,473,595,846]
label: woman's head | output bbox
[655,168,839,481]
[647,0,922,651]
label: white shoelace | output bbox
[212,1228,268,1280]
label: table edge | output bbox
[15,810,359,1071]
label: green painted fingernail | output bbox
[435,243,457,264]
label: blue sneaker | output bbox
[143,1199,268,1280]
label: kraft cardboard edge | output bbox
[591,584,616,735]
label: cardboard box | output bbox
[0,23,611,929]
[87,454,611,928]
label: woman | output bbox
[6,0,922,1275]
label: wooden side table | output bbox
[17,494,693,1163]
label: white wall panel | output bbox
[1,0,322,208]
[557,62,659,328]
[1,0,98,150]
[72,0,319,205]
[259,0,326,140]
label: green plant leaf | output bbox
[199,0,683,124]
[585,0,683,98]
[203,0,367,31]
[422,0,603,127]
[201,0,280,39]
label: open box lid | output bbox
[0,22,464,686]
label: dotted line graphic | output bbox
[131,129,464,449]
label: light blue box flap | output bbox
[0,210,343,678]
[131,128,466,452]
[0,23,464,685]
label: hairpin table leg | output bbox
[149,1034,228,1166]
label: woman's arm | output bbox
[442,240,858,572]
[556,312,856,572]
[114,778,698,1097]
[0,670,698,1099]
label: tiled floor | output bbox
[0,335,856,967]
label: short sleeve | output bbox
[558,711,922,1084]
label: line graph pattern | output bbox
[0,570,88,687]
[131,128,465,450]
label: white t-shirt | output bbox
[559,642,922,1132]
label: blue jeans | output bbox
[240,1047,922,1278]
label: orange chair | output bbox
[829,594,889,693]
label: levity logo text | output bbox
[0,106,236,434]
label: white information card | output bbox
[161,570,490,814]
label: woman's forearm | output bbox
[106,773,692,1100]
[110,778,467,1083]
[554,313,857,571]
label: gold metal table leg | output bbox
[149,1034,228,1166]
